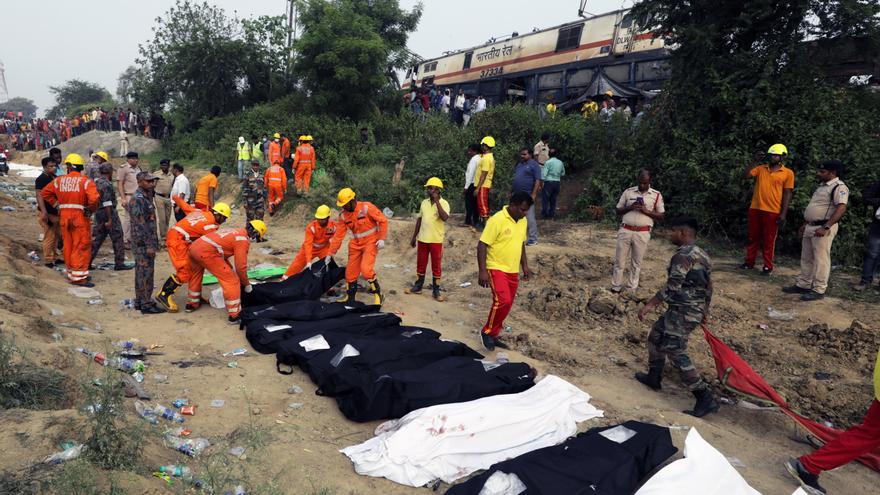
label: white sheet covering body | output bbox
[635,428,761,495]
[340,375,604,487]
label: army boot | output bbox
[635,365,663,391]
[684,388,720,418]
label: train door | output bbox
[610,12,635,56]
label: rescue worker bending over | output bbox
[328,188,388,305]
[282,204,338,280]
[185,220,267,324]
[41,153,99,286]
[154,196,229,312]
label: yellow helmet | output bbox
[546,103,556,113]
[604,90,614,97]
[273,132,281,139]
[298,135,308,141]
[424,177,444,188]
[480,136,496,148]
[64,153,85,166]
[249,220,268,240]
[305,135,314,141]
[336,187,356,207]
[315,204,331,219]
[95,151,110,162]
[767,143,788,156]
[211,202,231,219]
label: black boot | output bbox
[368,278,384,306]
[336,281,358,303]
[684,388,720,418]
[635,365,663,391]
[405,276,424,295]
[154,276,181,312]
[432,278,445,302]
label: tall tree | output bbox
[294,0,423,119]
[133,0,289,128]
[47,80,113,119]
[0,97,38,118]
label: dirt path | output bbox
[0,174,877,494]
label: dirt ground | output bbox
[0,171,878,494]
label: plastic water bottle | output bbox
[119,298,135,309]
[113,339,140,350]
[74,347,107,366]
[87,299,103,305]
[158,465,193,480]
[109,357,145,373]
[165,434,210,457]
[152,404,185,423]
[135,401,159,425]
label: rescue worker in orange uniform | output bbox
[293,135,316,196]
[153,196,230,312]
[328,188,388,305]
[282,205,338,280]
[40,153,99,286]
[264,159,288,216]
[268,133,283,167]
[280,133,292,165]
[185,220,267,324]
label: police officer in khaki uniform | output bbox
[612,169,665,293]
[154,159,175,243]
[783,160,849,301]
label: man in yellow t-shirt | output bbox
[194,166,221,211]
[476,191,533,351]
[742,144,795,275]
[474,136,496,228]
[406,177,450,301]
[785,348,880,495]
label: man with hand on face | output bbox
[282,205,339,280]
[406,177,450,301]
[477,191,534,352]
[741,144,794,276]
[612,169,665,293]
[636,216,718,418]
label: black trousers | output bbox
[464,185,478,225]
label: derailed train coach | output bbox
[403,9,670,106]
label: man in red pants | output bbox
[784,348,880,494]
[282,204,338,279]
[41,153,99,286]
[405,177,449,301]
[185,220,267,324]
[477,191,533,351]
[741,144,794,276]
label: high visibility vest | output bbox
[237,142,251,160]
[252,142,263,160]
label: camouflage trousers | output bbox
[133,250,156,308]
[647,309,707,391]
[245,206,265,222]
[91,212,125,267]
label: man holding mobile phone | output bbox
[612,169,665,293]
[741,144,794,276]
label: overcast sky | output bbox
[4,0,632,116]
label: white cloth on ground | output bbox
[340,375,603,487]
[634,428,761,495]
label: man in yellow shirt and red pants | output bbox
[741,143,794,276]
[785,348,880,494]
[477,191,533,351]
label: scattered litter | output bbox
[223,347,247,357]
[726,456,746,467]
[43,444,84,465]
[172,399,188,408]
[288,402,304,410]
[166,427,193,437]
[382,263,398,269]
[814,371,832,381]
[504,325,513,333]
[153,373,168,383]
[496,352,509,364]
[2,206,16,212]
[180,405,196,416]
[158,465,193,480]
[152,403,185,422]
[228,446,246,458]
[209,288,226,309]
[259,248,273,255]
[756,323,769,330]
[767,306,795,321]
[132,372,145,383]
[165,434,210,457]
[718,396,736,405]
[27,250,39,260]
[382,207,394,218]
[135,401,159,424]
[67,286,101,299]
[227,361,238,368]
[210,399,225,408]
[459,282,472,288]
[287,385,303,394]
[51,332,63,342]
[119,298,136,309]
[823,421,835,428]
[58,441,76,450]
[86,299,103,305]
[468,303,476,309]
[50,308,63,316]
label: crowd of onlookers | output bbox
[406,85,487,127]
[0,109,170,153]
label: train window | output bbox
[620,14,633,29]
[555,24,584,52]
[463,51,473,70]
[423,61,438,73]
[600,45,611,54]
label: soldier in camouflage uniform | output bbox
[635,216,719,418]
[129,172,166,314]
[90,163,132,270]
[242,160,267,223]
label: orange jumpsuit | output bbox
[329,201,388,283]
[293,143,316,193]
[268,140,282,166]
[281,138,291,163]
[187,227,251,318]
[41,171,99,284]
[166,196,219,284]
[263,165,287,213]
[283,220,339,279]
